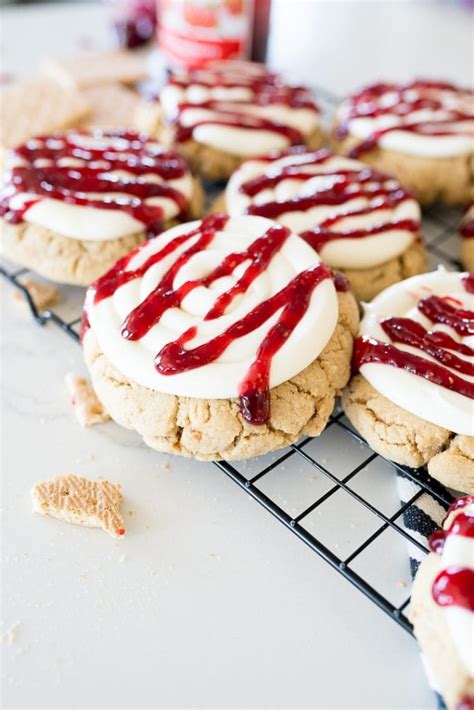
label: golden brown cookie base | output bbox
[83,290,359,461]
[331,131,474,206]
[411,552,474,710]
[461,238,474,271]
[342,375,474,493]
[134,102,324,181]
[210,192,426,301]
[1,179,204,286]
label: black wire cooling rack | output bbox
[1,87,465,637]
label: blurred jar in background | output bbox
[109,0,157,48]
[157,0,270,69]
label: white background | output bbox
[1,1,472,708]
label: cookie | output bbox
[65,373,110,427]
[11,278,60,312]
[0,130,204,286]
[332,80,474,205]
[342,269,473,493]
[460,204,474,272]
[44,49,147,89]
[135,60,323,181]
[32,474,125,537]
[410,496,474,710]
[82,83,142,131]
[0,78,90,153]
[216,147,427,301]
[82,213,359,461]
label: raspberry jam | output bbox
[84,213,342,425]
[0,131,190,238]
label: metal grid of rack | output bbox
[1,86,464,637]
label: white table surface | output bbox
[1,2,472,708]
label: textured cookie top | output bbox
[158,60,320,157]
[428,495,474,679]
[353,268,474,435]
[83,213,344,425]
[0,130,195,241]
[335,80,474,158]
[224,147,421,270]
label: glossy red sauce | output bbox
[84,212,341,425]
[0,131,190,238]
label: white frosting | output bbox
[2,132,194,242]
[338,83,474,157]
[224,151,420,269]
[359,268,474,435]
[87,215,338,399]
[160,80,320,157]
[437,501,474,677]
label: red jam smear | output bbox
[0,131,190,238]
[239,148,419,251]
[335,80,474,159]
[353,283,474,400]
[165,66,319,146]
[461,219,474,239]
[84,212,340,425]
[432,568,474,613]
[457,696,474,710]
[462,273,474,294]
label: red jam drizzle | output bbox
[165,66,319,146]
[457,696,474,710]
[432,568,474,613]
[84,213,339,425]
[239,148,419,252]
[0,131,190,238]
[335,80,474,159]
[428,498,474,615]
[462,273,474,294]
[353,287,474,400]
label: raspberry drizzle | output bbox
[335,80,474,159]
[84,213,340,425]
[238,149,419,253]
[353,279,474,400]
[0,130,190,238]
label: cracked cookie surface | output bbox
[84,290,359,461]
[342,375,474,493]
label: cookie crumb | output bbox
[1,622,20,645]
[65,373,110,427]
[160,461,170,470]
[397,580,408,589]
[31,474,125,538]
[12,279,60,312]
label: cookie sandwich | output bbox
[82,213,359,461]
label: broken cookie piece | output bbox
[12,279,60,312]
[32,474,125,538]
[65,373,110,427]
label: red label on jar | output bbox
[157,0,253,69]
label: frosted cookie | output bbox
[135,60,323,181]
[411,496,474,710]
[332,80,474,205]
[32,474,125,537]
[461,204,474,272]
[217,147,426,301]
[342,269,474,492]
[0,130,204,286]
[82,213,359,461]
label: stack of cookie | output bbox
[1,55,473,710]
